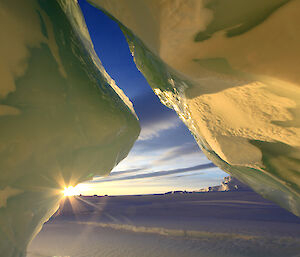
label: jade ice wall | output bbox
[0,0,139,256]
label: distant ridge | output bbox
[162,176,252,195]
[197,176,252,192]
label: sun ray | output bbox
[63,186,80,197]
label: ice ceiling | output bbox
[0,0,299,256]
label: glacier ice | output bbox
[90,0,300,216]
[1,0,300,256]
[0,0,139,256]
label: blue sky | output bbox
[76,0,227,195]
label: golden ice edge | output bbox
[90,0,300,215]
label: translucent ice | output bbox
[90,0,300,216]
[1,0,300,256]
[0,0,139,256]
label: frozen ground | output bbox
[28,191,300,257]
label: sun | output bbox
[63,186,80,197]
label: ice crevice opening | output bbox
[0,0,299,256]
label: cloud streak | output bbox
[154,143,202,165]
[89,163,216,183]
[92,168,148,180]
[138,117,180,141]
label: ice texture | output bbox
[90,0,300,216]
[198,176,252,192]
[0,0,139,256]
[1,0,300,256]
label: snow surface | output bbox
[28,191,300,257]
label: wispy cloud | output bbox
[138,117,180,141]
[92,167,148,180]
[154,143,203,165]
[89,163,215,183]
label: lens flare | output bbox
[63,186,80,196]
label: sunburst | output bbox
[63,186,80,197]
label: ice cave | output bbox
[0,0,299,256]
